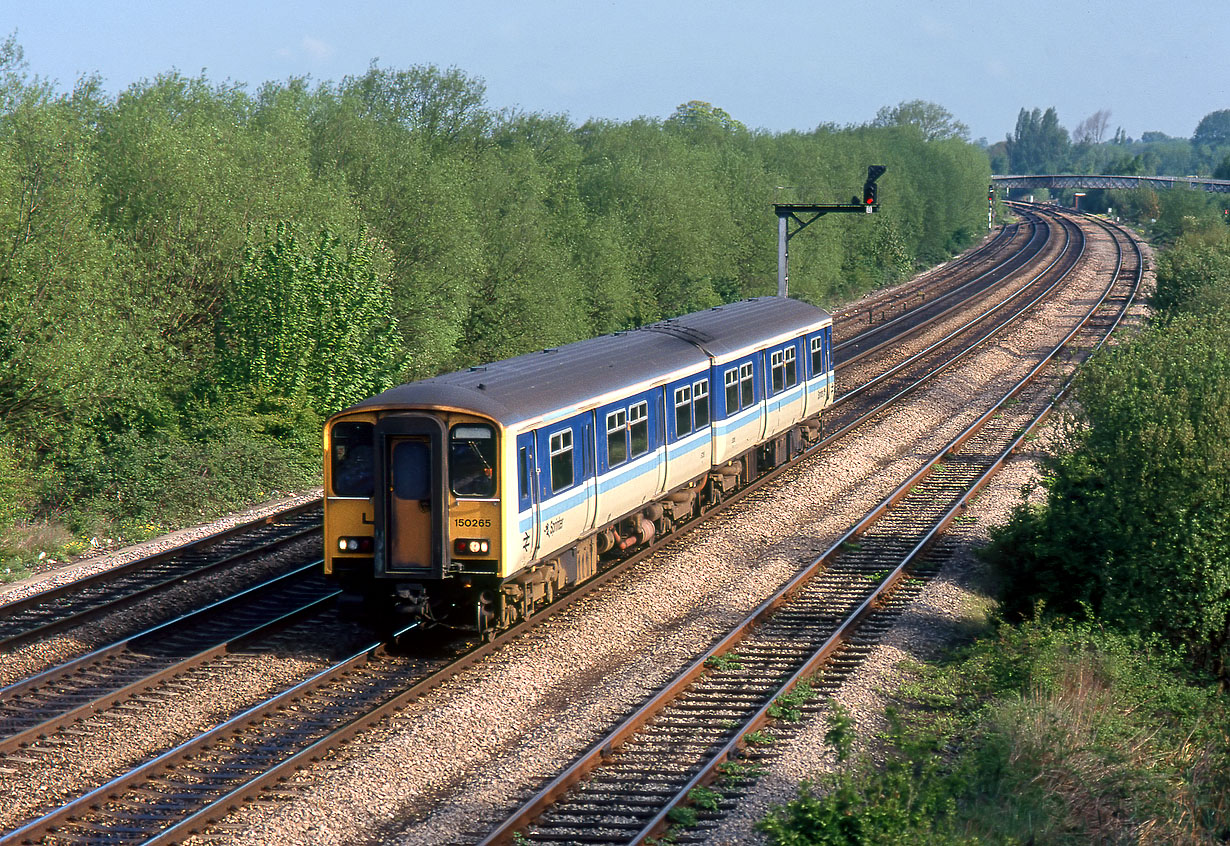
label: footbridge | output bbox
[992,174,1230,193]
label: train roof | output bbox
[346,297,831,428]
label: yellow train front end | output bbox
[323,407,512,631]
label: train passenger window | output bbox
[693,380,710,429]
[725,369,739,413]
[606,409,627,467]
[629,402,649,457]
[785,345,797,388]
[674,386,692,438]
[450,424,497,498]
[549,430,573,494]
[740,363,754,409]
[331,421,375,497]
[811,336,823,376]
[771,350,785,394]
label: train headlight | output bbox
[337,537,374,553]
[453,538,491,555]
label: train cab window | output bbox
[606,409,628,467]
[740,362,754,408]
[549,430,574,494]
[725,368,739,413]
[674,385,692,438]
[449,424,497,498]
[331,421,374,497]
[811,336,824,377]
[693,380,710,429]
[629,402,649,457]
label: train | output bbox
[323,296,835,634]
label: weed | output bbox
[666,805,698,828]
[705,651,745,672]
[743,729,775,746]
[824,702,854,762]
[717,759,766,783]
[687,785,722,811]
[769,679,816,722]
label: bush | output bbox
[984,241,1230,680]
[759,620,1230,845]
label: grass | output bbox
[757,618,1230,845]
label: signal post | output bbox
[775,165,885,297]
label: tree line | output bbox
[991,105,1230,179]
[0,38,989,555]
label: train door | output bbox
[757,351,770,440]
[389,438,433,568]
[581,414,597,530]
[516,431,540,567]
[655,389,668,493]
[375,415,447,578]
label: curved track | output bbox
[0,208,1136,845]
[477,210,1143,845]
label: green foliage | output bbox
[984,232,1230,681]
[759,619,1230,845]
[0,437,24,535]
[666,805,699,828]
[687,785,722,812]
[1193,109,1230,150]
[1154,228,1230,313]
[744,729,776,746]
[769,679,817,722]
[666,100,746,134]
[0,34,993,560]
[705,651,745,672]
[1004,106,1070,174]
[824,702,854,762]
[871,100,969,143]
[217,223,404,414]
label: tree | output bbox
[986,233,1230,681]
[342,62,491,151]
[1193,109,1230,149]
[1004,107,1070,173]
[216,223,404,414]
[665,100,746,133]
[1072,109,1112,145]
[871,100,969,142]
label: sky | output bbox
[3,1,1228,144]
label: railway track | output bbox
[823,210,1085,442]
[0,502,323,652]
[834,207,1052,361]
[830,212,1033,336]
[0,207,1128,844]
[0,564,337,759]
[477,210,1142,845]
[0,212,1044,667]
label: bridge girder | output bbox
[992,174,1230,193]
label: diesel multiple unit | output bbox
[324,297,835,633]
